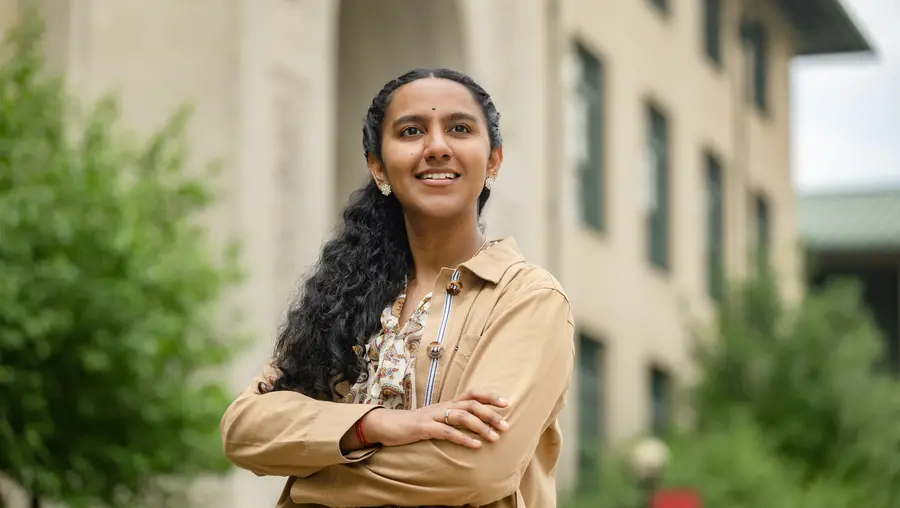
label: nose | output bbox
[423,130,452,162]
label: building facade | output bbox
[1,0,870,505]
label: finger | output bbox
[428,421,483,449]
[446,404,502,443]
[457,400,509,433]
[455,390,509,408]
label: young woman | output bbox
[221,68,575,507]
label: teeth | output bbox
[420,173,457,180]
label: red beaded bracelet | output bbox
[355,419,371,447]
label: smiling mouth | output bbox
[415,172,460,181]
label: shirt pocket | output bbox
[454,333,481,362]
[438,333,481,399]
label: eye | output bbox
[450,124,472,134]
[400,126,423,136]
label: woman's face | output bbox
[369,78,502,223]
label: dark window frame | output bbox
[703,0,724,66]
[575,41,607,232]
[742,20,769,113]
[577,333,605,491]
[649,0,670,17]
[649,365,672,437]
[706,151,725,301]
[646,103,671,271]
[753,193,771,274]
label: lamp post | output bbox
[628,436,671,507]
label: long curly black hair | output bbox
[270,68,503,400]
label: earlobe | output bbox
[487,145,503,179]
[367,153,387,188]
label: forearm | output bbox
[339,407,384,454]
[339,423,364,455]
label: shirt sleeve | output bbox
[220,363,382,479]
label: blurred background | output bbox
[1,0,898,507]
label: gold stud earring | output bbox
[380,183,392,196]
[484,176,494,190]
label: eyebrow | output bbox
[391,112,481,128]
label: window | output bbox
[577,334,604,490]
[650,366,671,436]
[574,43,606,231]
[753,193,771,274]
[704,0,723,65]
[706,153,725,300]
[649,0,669,15]
[646,104,670,270]
[742,20,768,112]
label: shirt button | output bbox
[446,280,462,296]
[427,341,444,359]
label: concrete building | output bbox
[0,0,871,505]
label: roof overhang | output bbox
[777,0,874,56]
[800,186,900,256]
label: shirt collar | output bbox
[459,236,526,284]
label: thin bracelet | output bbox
[356,420,371,447]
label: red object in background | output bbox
[651,488,703,508]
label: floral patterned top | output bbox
[341,290,432,410]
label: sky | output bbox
[791,0,900,193]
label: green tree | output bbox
[692,274,900,507]
[566,272,900,507]
[0,15,243,508]
[565,416,858,508]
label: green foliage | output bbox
[0,14,243,507]
[662,417,803,507]
[560,452,641,508]
[566,273,900,507]
[694,275,900,506]
[565,418,857,508]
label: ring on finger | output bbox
[444,408,452,426]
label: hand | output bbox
[361,390,510,449]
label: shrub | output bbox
[0,14,243,507]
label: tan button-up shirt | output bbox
[220,237,575,507]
